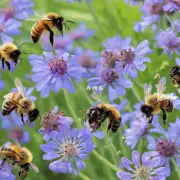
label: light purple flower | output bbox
[124,112,149,149]
[147,118,180,173]
[29,52,82,98]
[103,35,152,78]
[1,0,34,21]
[163,0,180,12]
[72,47,99,78]
[69,24,95,40]
[88,67,133,102]
[40,128,95,175]
[65,0,91,4]
[39,106,74,140]
[0,159,15,180]
[156,29,180,56]
[117,150,169,180]
[0,15,22,43]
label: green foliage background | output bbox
[0,0,180,179]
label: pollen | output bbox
[48,56,67,75]
[156,139,177,157]
[62,143,78,159]
[78,54,97,69]
[118,49,135,67]
[101,69,119,84]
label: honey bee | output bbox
[2,78,39,124]
[169,66,180,88]
[0,42,24,71]
[31,12,74,46]
[0,141,39,180]
[141,77,178,127]
[85,104,121,133]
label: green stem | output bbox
[63,90,81,128]
[92,150,119,172]
[172,158,180,179]
[79,172,92,180]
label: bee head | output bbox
[141,104,153,118]
[55,17,64,31]
[10,49,21,64]
[169,66,180,77]
[28,109,39,123]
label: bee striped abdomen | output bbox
[31,21,44,43]
[2,99,15,115]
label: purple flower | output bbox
[117,150,169,180]
[124,112,150,149]
[40,33,73,53]
[88,67,132,102]
[134,15,160,32]
[163,0,180,12]
[39,106,74,140]
[0,159,15,180]
[40,128,95,175]
[72,47,99,78]
[0,112,30,144]
[142,0,164,16]
[0,79,5,90]
[1,0,34,21]
[0,15,22,43]
[147,118,180,173]
[29,52,82,98]
[69,24,95,40]
[103,35,152,78]
[172,20,180,33]
[156,29,180,56]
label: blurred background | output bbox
[0,0,179,179]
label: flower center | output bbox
[3,8,14,21]
[151,3,163,14]
[48,56,67,75]
[119,49,135,67]
[101,50,119,68]
[135,166,150,179]
[63,143,77,158]
[156,139,177,157]
[78,54,97,69]
[167,40,180,49]
[8,127,24,142]
[101,69,119,84]
[42,111,60,131]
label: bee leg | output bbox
[2,58,5,69]
[45,25,54,46]
[148,116,153,124]
[5,62,11,71]
[0,158,7,166]
[21,113,25,125]
[161,108,167,127]
[107,122,112,132]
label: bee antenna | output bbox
[64,20,74,24]
[63,23,69,30]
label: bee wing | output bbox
[156,77,166,95]
[26,11,51,21]
[14,78,25,97]
[158,93,178,101]
[3,92,15,99]
[30,163,39,173]
[144,83,152,102]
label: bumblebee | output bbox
[0,141,39,179]
[169,66,180,88]
[0,43,22,70]
[141,77,177,127]
[31,12,74,46]
[2,78,39,124]
[85,104,121,133]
